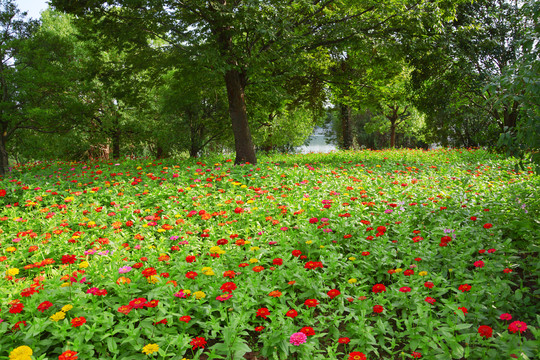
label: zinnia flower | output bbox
[508,321,527,334]
[500,313,512,321]
[348,351,367,360]
[304,299,319,308]
[478,325,493,338]
[142,343,159,355]
[9,345,33,360]
[256,307,271,319]
[327,289,341,299]
[59,350,78,360]
[71,317,86,327]
[190,337,207,350]
[289,332,307,346]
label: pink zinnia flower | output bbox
[500,313,512,321]
[474,260,485,268]
[290,332,307,346]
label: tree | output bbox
[0,3,89,174]
[52,0,458,164]
[408,0,528,146]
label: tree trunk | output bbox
[390,121,397,148]
[0,127,8,176]
[340,103,353,150]
[224,69,257,164]
[503,101,519,130]
[156,146,166,159]
[112,116,120,159]
[215,22,257,165]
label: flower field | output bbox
[1,149,538,360]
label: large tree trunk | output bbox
[215,21,257,165]
[224,69,257,164]
[340,103,352,150]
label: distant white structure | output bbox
[296,126,337,154]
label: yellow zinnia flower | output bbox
[7,268,19,276]
[50,311,66,322]
[142,343,159,355]
[61,304,73,312]
[79,261,89,268]
[193,291,206,299]
[419,271,428,276]
[9,345,33,360]
[249,258,258,263]
[348,278,357,284]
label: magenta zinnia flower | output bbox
[290,332,307,346]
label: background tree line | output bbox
[0,0,537,174]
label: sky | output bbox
[16,0,50,20]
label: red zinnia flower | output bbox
[220,282,237,293]
[118,305,132,314]
[253,266,264,272]
[399,287,411,293]
[186,271,198,279]
[145,299,159,308]
[0,189,6,197]
[129,298,147,309]
[372,284,386,293]
[9,303,24,314]
[411,351,422,358]
[190,336,207,350]
[500,313,512,321]
[348,352,367,360]
[474,260,485,268]
[256,307,270,319]
[186,255,196,263]
[141,267,157,277]
[457,307,468,314]
[458,284,471,292]
[483,223,493,229]
[425,296,436,304]
[71,317,86,327]
[300,326,315,336]
[338,337,350,344]
[62,254,77,264]
[59,350,78,360]
[373,305,384,314]
[37,301,53,312]
[273,258,283,266]
[403,269,414,276]
[286,309,298,318]
[292,250,302,257]
[223,270,236,278]
[327,289,341,299]
[424,281,434,289]
[255,326,265,331]
[304,299,319,308]
[478,325,493,338]
[508,321,527,334]
[179,315,191,323]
